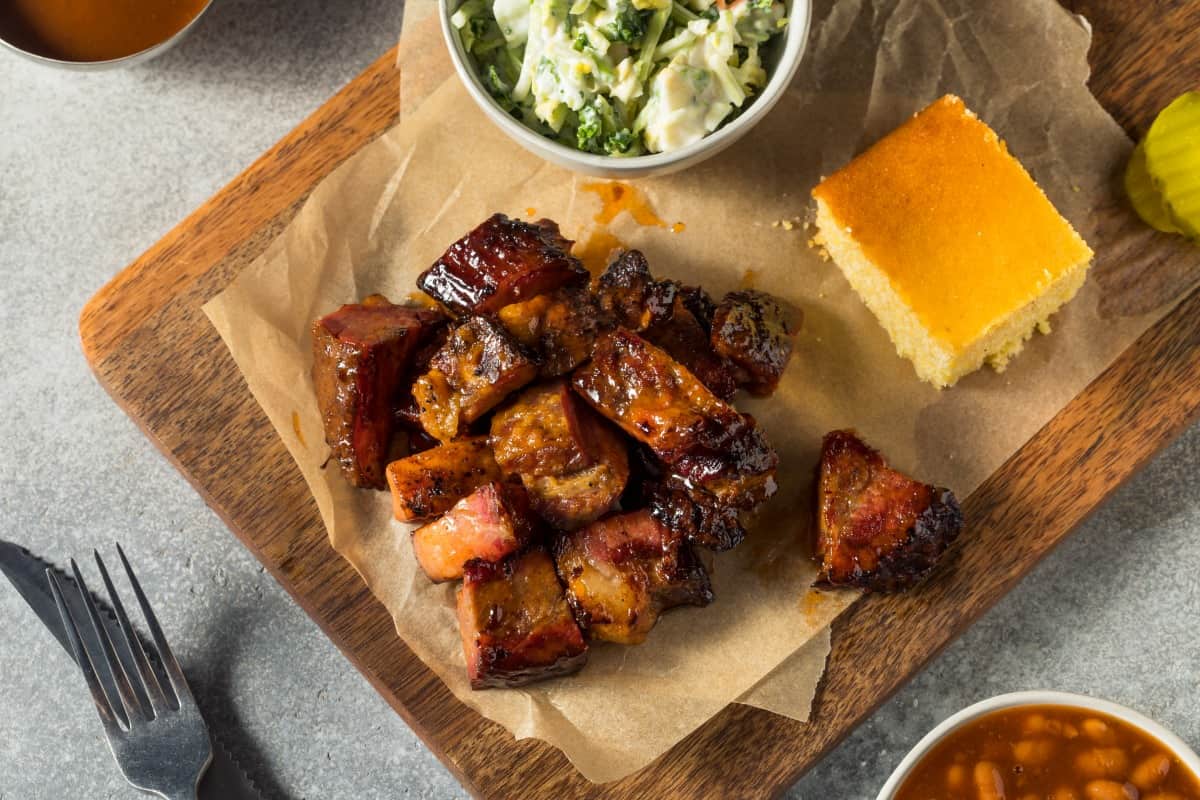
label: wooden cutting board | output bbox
[79,3,1200,797]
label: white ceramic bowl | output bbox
[439,0,812,178]
[876,691,1200,800]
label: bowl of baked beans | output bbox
[877,691,1200,800]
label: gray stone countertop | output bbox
[1,2,1197,798]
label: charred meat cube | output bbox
[646,295,739,401]
[572,329,778,506]
[386,436,502,522]
[490,380,609,477]
[816,430,963,592]
[418,214,588,314]
[414,317,538,443]
[711,290,801,396]
[412,481,539,582]
[394,319,451,426]
[643,478,747,552]
[677,284,717,332]
[595,257,738,401]
[595,250,678,332]
[554,510,713,644]
[491,381,630,530]
[392,393,440,454]
[457,548,588,689]
[311,296,445,489]
[522,457,629,531]
[497,287,601,377]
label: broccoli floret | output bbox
[485,64,510,95]
[484,65,518,113]
[469,16,491,37]
[576,105,603,151]
[750,0,773,9]
[604,128,635,154]
[573,32,589,51]
[700,5,719,21]
[606,2,650,44]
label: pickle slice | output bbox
[1125,140,1181,234]
[1142,91,1200,239]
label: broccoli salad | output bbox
[450,0,788,155]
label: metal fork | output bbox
[47,545,212,800]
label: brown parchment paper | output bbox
[203,0,1197,783]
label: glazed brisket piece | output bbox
[554,511,712,645]
[490,381,629,530]
[418,214,589,314]
[711,290,801,396]
[457,548,588,688]
[597,251,739,399]
[522,459,630,532]
[572,329,778,510]
[311,295,445,489]
[677,284,717,332]
[645,294,739,401]
[497,287,601,377]
[392,319,452,447]
[595,249,677,332]
[554,510,712,644]
[643,478,747,552]
[414,316,538,443]
[385,436,502,522]
[412,481,540,582]
[815,430,962,591]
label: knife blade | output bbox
[0,539,265,800]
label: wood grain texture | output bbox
[79,2,1200,797]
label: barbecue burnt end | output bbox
[595,249,678,332]
[412,480,540,582]
[419,214,588,314]
[554,510,713,644]
[711,290,802,396]
[572,329,778,506]
[490,380,629,530]
[815,430,963,592]
[457,548,588,689]
[386,436,502,522]
[414,316,539,443]
[497,287,601,378]
[311,296,445,489]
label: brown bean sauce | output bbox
[895,705,1200,800]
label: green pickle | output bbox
[1141,90,1200,239]
[1125,140,1181,235]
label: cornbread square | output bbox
[812,95,1094,389]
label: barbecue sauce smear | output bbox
[0,0,207,61]
[574,182,685,274]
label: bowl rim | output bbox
[0,0,214,71]
[438,0,812,173]
[875,690,1200,800]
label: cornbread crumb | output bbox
[811,94,1093,388]
[808,234,830,261]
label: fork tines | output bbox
[46,544,187,732]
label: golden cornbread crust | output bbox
[812,94,1094,388]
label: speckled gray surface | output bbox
[0,3,1197,799]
